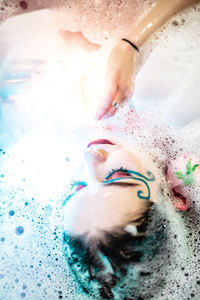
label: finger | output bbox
[103,89,123,118]
[104,82,134,118]
[95,82,117,120]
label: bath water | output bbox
[0,1,200,299]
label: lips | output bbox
[87,139,115,148]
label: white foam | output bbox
[0,1,200,299]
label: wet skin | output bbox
[63,141,159,237]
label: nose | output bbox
[84,148,108,181]
[84,148,108,162]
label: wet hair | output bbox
[63,202,170,299]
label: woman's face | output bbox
[63,139,159,236]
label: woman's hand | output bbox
[59,30,101,53]
[95,41,136,120]
[95,0,199,121]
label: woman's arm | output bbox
[96,0,200,120]
[126,0,198,47]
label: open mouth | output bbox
[87,139,115,148]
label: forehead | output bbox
[63,183,147,236]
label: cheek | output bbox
[120,152,143,171]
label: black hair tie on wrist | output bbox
[121,38,139,52]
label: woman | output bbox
[0,1,199,299]
[62,137,198,299]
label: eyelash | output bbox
[70,180,87,190]
[70,167,129,190]
[105,166,129,179]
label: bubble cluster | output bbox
[0,1,200,300]
[0,0,158,48]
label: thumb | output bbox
[95,83,117,120]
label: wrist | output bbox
[121,38,139,52]
[118,39,138,54]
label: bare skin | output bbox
[0,0,199,120]
[63,141,188,237]
[95,0,200,120]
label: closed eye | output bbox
[70,180,87,192]
[62,180,87,207]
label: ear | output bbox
[172,188,189,211]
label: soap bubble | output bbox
[15,226,24,236]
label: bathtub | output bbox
[0,2,200,300]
